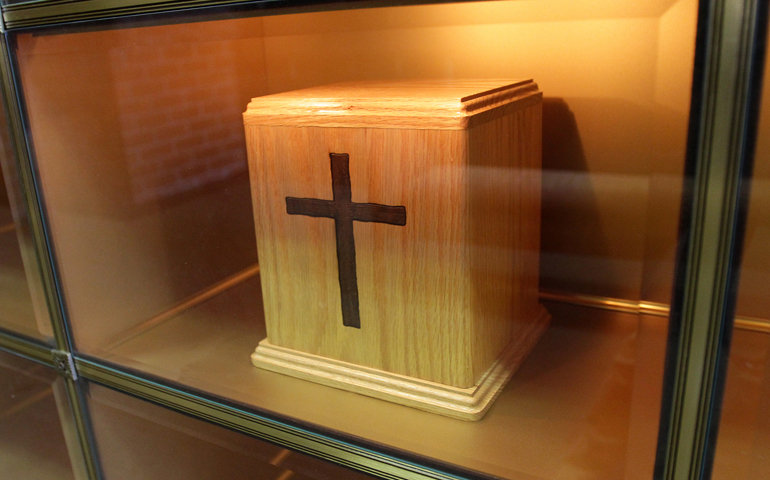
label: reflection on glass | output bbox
[16,18,261,350]
[13,0,698,478]
[0,351,78,479]
[711,22,770,480]
[0,103,51,341]
[87,382,373,480]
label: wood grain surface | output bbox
[243,79,540,130]
[245,79,545,393]
[252,305,550,421]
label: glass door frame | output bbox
[0,1,767,479]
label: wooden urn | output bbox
[243,80,549,420]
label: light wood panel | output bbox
[247,124,472,386]
[253,305,549,420]
[245,80,547,418]
[468,100,543,381]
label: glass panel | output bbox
[711,21,770,480]
[13,1,698,477]
[86,381,374,479]
[0,94,52,342]
[0,350,80,479]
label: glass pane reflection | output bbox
[87,382,374,480]
[0,350,78,479]
[0,85,51,341]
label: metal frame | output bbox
[0,0,466,30]
[0,27,103,479]
[0,0,765,479]
[76,356,480,480]
[0,327,54,366]
[655,0,769,479]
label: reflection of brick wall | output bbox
[111,41,247,203]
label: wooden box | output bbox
[243,80,549,420]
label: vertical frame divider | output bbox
[655,0,768,479]
[700,0,769,477]
[0,31,103,480]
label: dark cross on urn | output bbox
[286,153,407,329]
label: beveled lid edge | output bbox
[243,79,540,129]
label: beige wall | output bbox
[641,0,698,304]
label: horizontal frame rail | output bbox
[1,0,447,30]
[76,356,487,480]
[0,327,54,366]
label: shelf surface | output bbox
[95,276,667,480]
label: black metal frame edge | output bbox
[654,0,712,471]
[1,0,471,31]
[654,0,769,478]
[75,353,506,480]
[700,1,770,478]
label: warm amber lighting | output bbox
[12,1,700,478]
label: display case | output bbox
[0,0,766,479]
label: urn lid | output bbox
[243,79,540,130]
